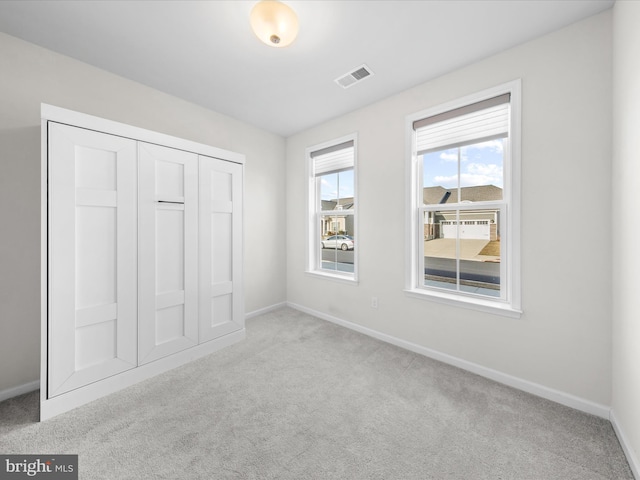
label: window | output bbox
[307,135,357,281]
[406,81,521,316]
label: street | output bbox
[322,248,354,264]
[425,256,500,285]
[319,250,499,285]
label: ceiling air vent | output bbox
[335,64,374,89]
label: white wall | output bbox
[287,12,612,406]
[0,32,287,394]
[612,0,640,475]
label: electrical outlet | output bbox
[371,296,378,309]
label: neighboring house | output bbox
[423,185,502,241]
[320,197,354,237]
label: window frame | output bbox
[306,133,358,283]
[405,81,522,317]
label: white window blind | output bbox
[414,94,510,155]
[312,140,354,176]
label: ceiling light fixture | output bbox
[250,1,299,48]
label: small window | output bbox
[306,135,357,281]
[406,82,521,316]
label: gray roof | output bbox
[322,197,355,210]
[423,185,502,204]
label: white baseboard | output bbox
[0,380,39,403]
[287,302,610,419]
[611,410,640,479]
[245,302,287,320]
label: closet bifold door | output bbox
[199,156,244,343]
[48,123,137,398]
[138,142,198,364]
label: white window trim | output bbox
[306,133,359,283]
[404,80,522,318]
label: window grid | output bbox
[406,80,521,316]
[418,202,507,301]
[306,134,357,282]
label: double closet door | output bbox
[47,123,242,398]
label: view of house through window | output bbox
[422,141,504,297]
[319,169,354,272]
[308,138,356,278]
[413,91,512,301]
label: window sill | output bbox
[305,270,358,285]
[404,288,522,319]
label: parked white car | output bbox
[322,235,354,251]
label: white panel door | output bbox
[138,142,198,364]
[48,123,137,398]
[199,156,244,342]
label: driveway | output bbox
[424,238,499,262]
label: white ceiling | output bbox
[0,0,614,137]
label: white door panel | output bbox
[138,142,198,364]
[442,221,490,240]
[48,123,137,397]
[199,157,243,342]
[461,224,490,239]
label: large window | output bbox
[307,135,357,281]
[406,82,521,316]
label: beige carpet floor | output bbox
[0,307,633,479]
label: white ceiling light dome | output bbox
[250,0,299,48]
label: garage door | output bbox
[441,220,490,240]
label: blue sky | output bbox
[319,138,503,200]
[422,139,504,189]
[320,170,354,200]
